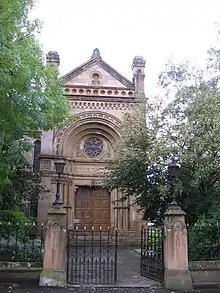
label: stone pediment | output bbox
[63,49,134,90]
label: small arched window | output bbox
[33,140,41,173]
[92,73,100,86]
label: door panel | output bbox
[75,186,110,230]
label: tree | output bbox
[0,161,48,223]
[104,97,168,224]
[0,0,70,186]
[105,41,220,225]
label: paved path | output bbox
[116,248,159,287]
[67,247,159,287]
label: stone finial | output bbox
[131,56,146,70]
[46,51,60,66]
[91,48,102,60]
[164,200,186,216]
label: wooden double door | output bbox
[75,186,110,230]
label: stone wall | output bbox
[189,260,220,286]
[0,262,42,285]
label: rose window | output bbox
[84,137,103,157]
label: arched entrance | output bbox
[53,111,122,228]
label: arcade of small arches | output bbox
[64,87,134,97]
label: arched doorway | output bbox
[53,112,122,228]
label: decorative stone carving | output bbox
[69,163,73,173]
[40,160,51,170]
[41,171,52,177]
[76,166,105,176]
[54,111,122,155]
[75,145,84,158]
[51,221,61,231]
[173,221,183,232]
[68,224,75,230]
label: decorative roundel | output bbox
[84,137,103,157]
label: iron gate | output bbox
[67,227,118,285]
[140,224,164,282]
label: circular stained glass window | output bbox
[84,137,103,157]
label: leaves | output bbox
[0,0,71,186]
[105,36,220,225]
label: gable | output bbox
[63,50,134,90]
[66,63,128,88]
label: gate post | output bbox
[39,205,67,287]
[163,201,192,290]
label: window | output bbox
[92,73,100,86]
[84,137,103,157]
[33,140,41,173]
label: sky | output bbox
[31,0,220,95]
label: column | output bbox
[39,205,67,287]
[163,201,192,290]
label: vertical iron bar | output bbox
[140,227,143,275]
[83,227,86,283]
[114,229,118,284]
[99,228,102,283]
[23,223,27,262]
[75,228,78,283]
[87,258,90,284]
[31,223,35,261]
[40,223,44,263]
[91,227,94,282]
[107,228,110,283]
[161,225,164,282]
[66,228,70,284]
[144,227,147,275]
[7,222,10,259]
[15,223,18,261]
[0,223,2,260]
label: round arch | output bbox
[53,111,123,158]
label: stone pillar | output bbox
[39,205,67,287]
[131,56,146,95]
[163,201,192,290]
[46,51,60,67]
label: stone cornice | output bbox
[65,84,135,91]
[69,100,135,111]
[67,96,135,103]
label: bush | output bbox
[188,218,220,261]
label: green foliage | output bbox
[105,36,220,227]
[0,0,71,186]
[0,160,48,223]
[105,98,169,224]
[0,222,44,262]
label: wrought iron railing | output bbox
[140,225,164,282]
[67,227,118,285]
[0,222,44,263]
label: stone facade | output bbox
[34,49,146,239]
